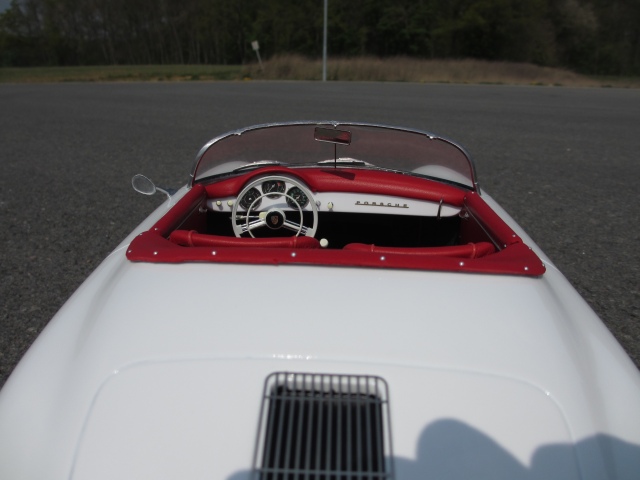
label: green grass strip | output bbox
[0,64,245,83]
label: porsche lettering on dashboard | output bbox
[355,201,409,208]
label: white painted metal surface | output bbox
[208,191,460,217]
[1,190,639,480]
[1,123,639,479]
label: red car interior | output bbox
[127,169,545,276]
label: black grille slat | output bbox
[293,380,304,475]
[254,373,392,480]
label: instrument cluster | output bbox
[238,178,310,210]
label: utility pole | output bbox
[322,0,328,81]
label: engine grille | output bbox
[253,372,393,480]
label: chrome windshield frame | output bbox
[189,121,479,192]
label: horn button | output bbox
[265,209,286,230]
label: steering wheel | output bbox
[231,175,318,238]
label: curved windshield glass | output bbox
[191,122,477,190]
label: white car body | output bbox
[1,122,639,480]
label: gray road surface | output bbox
[1,82,638,388]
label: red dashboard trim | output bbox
[205,167,466,206]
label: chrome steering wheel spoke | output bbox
[239,217,267,233]
[283,220,308,235]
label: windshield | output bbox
[191,122,477,190]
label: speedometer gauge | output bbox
[239,187,262,210]
[286,187,309,209]
[262,180,286,198]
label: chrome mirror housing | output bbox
[131,174,171,199]
[131,174,156,195]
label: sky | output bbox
[0,0,10,13]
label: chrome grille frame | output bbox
[253,372,393,480]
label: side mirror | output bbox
[132,174,156,195]
[131,174,171,199]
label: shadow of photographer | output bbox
[228,418,640,480]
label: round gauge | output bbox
[286,187,309,209]
[239,187,262,210]
[262,180,286,198]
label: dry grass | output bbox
[1,56,637,87]
[244,54,640,88]
[0,64,242,83]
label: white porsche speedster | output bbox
[0,122,639,480]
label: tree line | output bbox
[1,0,638,75]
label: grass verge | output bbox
[1,56,638,88]
[0,64,243,83]
[244,55,640,88]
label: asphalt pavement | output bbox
[1,81,638,388]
